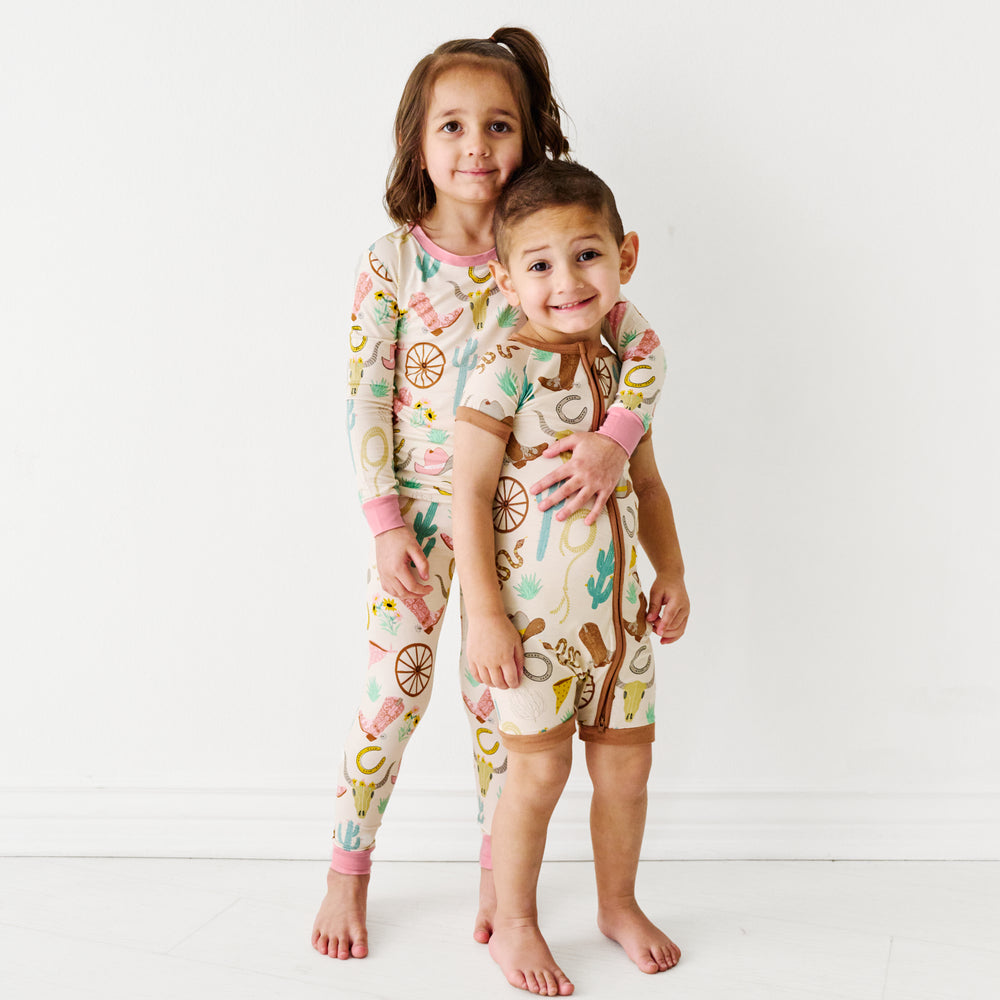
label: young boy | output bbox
[453,160,689,996]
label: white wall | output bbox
[2,1,998,860]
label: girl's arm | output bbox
[531,298,667,524]
[348,243,431,597]
[630,436,690,645]
[453,420,524,689]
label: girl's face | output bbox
[421,65,523,214]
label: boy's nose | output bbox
[556,266,585,292]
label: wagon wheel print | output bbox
[594,358,614,401]
[577,672,595,709]
[493,477,529,533]
[405,342,446,388]
[395,643,433,696]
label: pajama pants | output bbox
[331,496,504,872]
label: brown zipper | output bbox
[579,344,627,733]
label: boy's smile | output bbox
[491,205,638,345]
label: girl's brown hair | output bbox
[385,27,570,227]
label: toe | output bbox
[507,969,529,992]
[351,937,368,958]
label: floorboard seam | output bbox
[165,898,242,955]
[880,936,894,999]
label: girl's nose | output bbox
[465,128,489,156]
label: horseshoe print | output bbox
[629,644,653,675]
[555,395,587,425]
[356,745,386,775]
[476,727,500,755]
[624,363,655,389]
[522,651,554,682]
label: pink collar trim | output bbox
[410,225,497,267]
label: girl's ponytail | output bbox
[384,27,570,227]
[489,27,570,162]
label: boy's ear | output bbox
[489,259,520,306]
[618,231,639,284]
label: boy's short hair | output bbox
[494,160,625,263]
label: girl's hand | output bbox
[374,526,432,598]
[646,571,690,644]
[529,432,627,525]
[466,614,524,690]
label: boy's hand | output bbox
[530,432,627,525]
[646,571,690,644]
[374,526,432,598]
[467,614,524,690]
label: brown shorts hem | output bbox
[578,722,655,746]
[499,716,576,753]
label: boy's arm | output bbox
[453,421,524,689]
[630,436,690,645]
[347,246,430,597]
[532,299,667,524]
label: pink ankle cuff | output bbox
[479,834,492,870]
[331,844,373,875]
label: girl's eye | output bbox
[490,121,512,133]
[441,121,461,133]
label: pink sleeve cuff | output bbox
[597,407,645,456]
[331,844,373,875]
[362,494,405,536]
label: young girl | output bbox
[312,27,668,961]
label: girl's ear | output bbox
[489,259,520,306]
[618,232,639,284]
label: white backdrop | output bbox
[2,1,998,860]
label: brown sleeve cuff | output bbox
[456,405,513,442]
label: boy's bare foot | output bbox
[597,900,680,973]
[311,869,370,959]
[473,867,497,943]
[488,918,574,996]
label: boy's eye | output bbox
[528,261,549,273]
[578,250,599,262]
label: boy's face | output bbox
[491,205,638,343]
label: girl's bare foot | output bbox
[488,918,574,996]
[474,867,497,943]
[311,869,370,959]
[597,900,680,973]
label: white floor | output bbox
[0,859,998,999]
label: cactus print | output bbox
[334,225,666,860]
[457,329,656,747]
